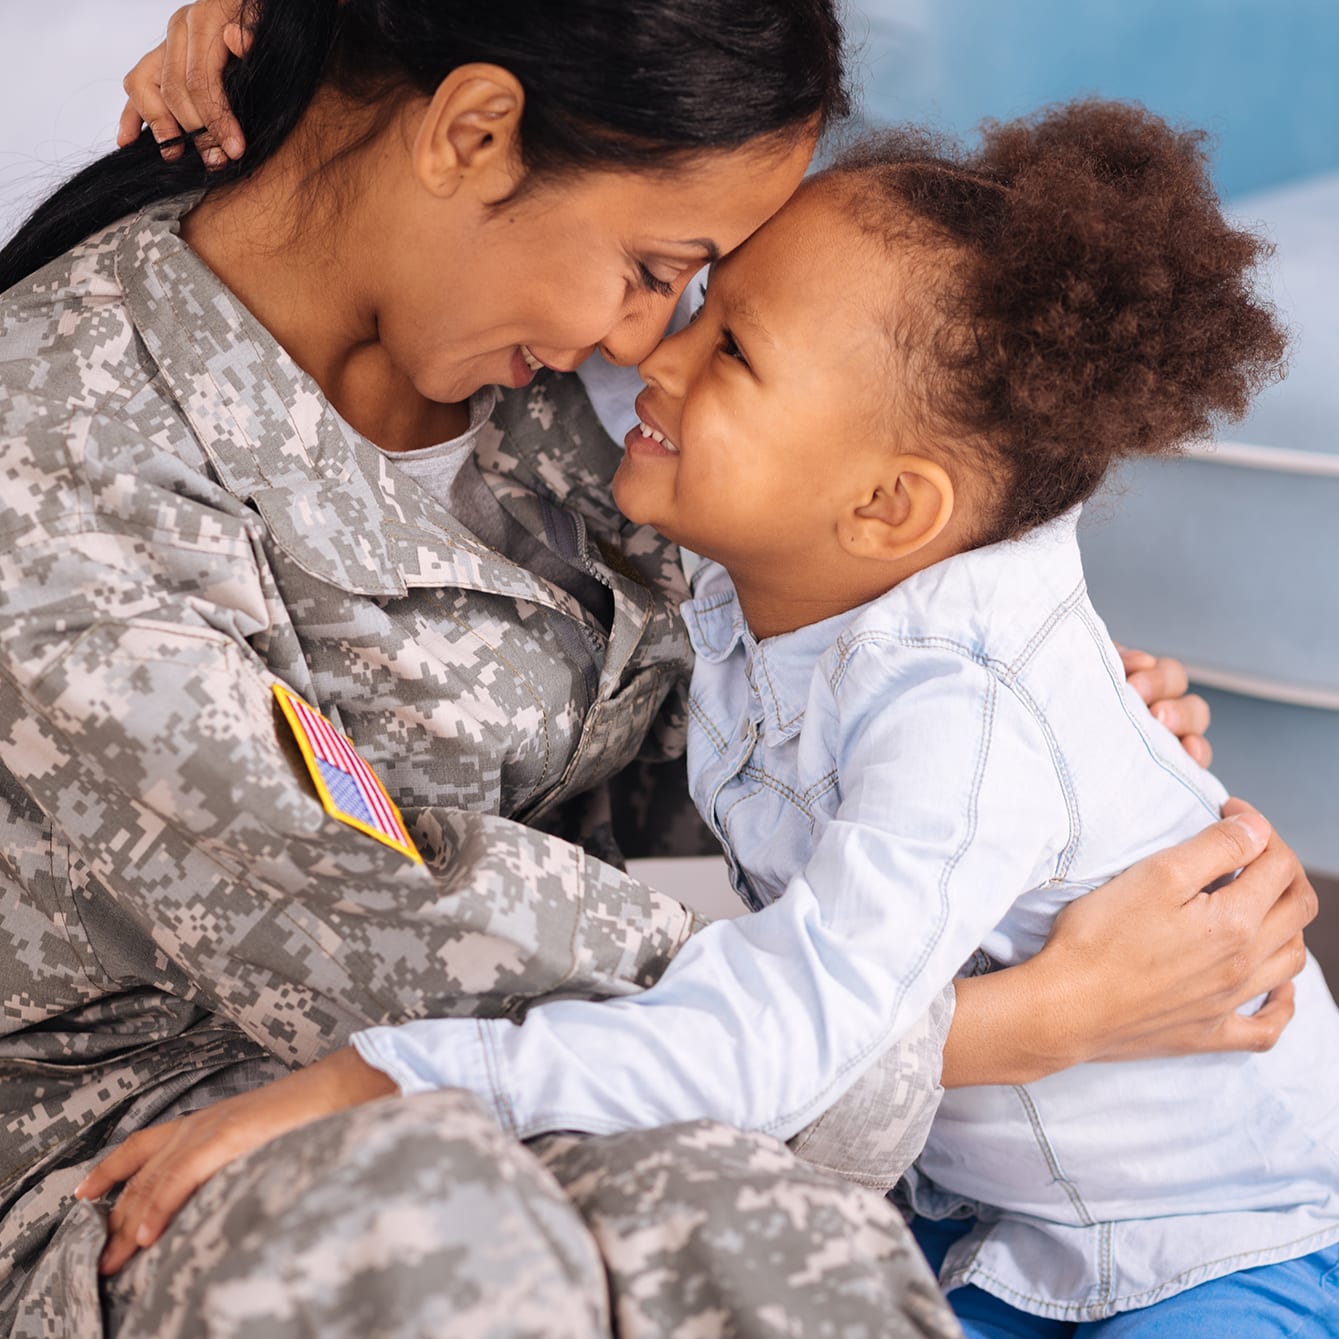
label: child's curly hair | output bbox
[829,101,1288,545]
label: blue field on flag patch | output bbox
[315,757,378,830]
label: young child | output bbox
[87,102,1339,1329]
[591,104,1339,1331]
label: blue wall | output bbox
[852,0,1339,200]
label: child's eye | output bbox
[687,300,705,325]
[720,327,748,367]
[637,262,676,299]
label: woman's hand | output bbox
[1118,644,1212,767]
[74,1046,396,1275]
[943,802,1317,1087]
[118,0,252,167]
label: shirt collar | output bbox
[683,511,1086,748]
[683,563,868,747]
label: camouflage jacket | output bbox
[0,202,948,1311]
[0,199,712,1277]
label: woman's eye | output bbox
[637,262,676,299]
[687,300,704,325]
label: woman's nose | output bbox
[598,292,682,367]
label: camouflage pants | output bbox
[9,1089,959,1339]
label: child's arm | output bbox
[352,640,1066,1139]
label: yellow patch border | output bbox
[273,683,422,864]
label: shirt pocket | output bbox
[519,667,669,824]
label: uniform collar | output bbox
[114,198,612,615]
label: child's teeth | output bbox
[637,420,678,453]
[521,346,544,372]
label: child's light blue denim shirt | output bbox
[355,510,1339,1319]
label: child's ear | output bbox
[413,63,526,204]
[841,456,955,562]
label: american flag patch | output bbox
[273,683,421,863]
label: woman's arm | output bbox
[80,790,1304,1276]
[0,406,700,1066]
[943,802,1314,1087]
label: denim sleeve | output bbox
[353,642,1070,1141]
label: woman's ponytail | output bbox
[0,0,342,294]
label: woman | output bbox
[0,3,1314,1336]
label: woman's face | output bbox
[374,136,816,406]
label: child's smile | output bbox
[612,178,966,639]
[614,182,889,558]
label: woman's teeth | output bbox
[637,420,679,453]
[520,346,544,372]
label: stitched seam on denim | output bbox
[719,781,768,881]
[997,666,1083,881]
[685,590,740,656]
[1004,579,1088,681]
[687,693,729,757]
[759,666,1000,1137]
[826,632,1009,694]
[1099,1218,1113,1308]
[707,722,761,871]
[1073,600,1223,822]
[756,644,805,735]
[739,763,816,819]
[941,1255,1107,1319]
[1096,1226,1339,1310]
[479,1021,520,1139]
[1009,1084,1095,1226]
[827,634,1079,880]
[807,769,840,808]
[949,1223,1339,1317]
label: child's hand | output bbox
[75,1046,396,1275]
[1117,644,1212,766]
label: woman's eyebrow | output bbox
[654,237,721,263]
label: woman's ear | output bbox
[412,64,526,203]
[842,456,955,562]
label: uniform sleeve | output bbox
[0,404,698,1065]
[353,637,1071,1142]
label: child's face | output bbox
[611,182,912,575]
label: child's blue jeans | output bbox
[912,1216,1339,1337]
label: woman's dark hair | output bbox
[827,101,1287,545]
[0,0,848,293]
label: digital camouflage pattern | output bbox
[0,201,959,1336]
[11,1095,955,1339]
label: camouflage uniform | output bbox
[0,201,960,1337]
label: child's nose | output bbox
[637,324,693,396]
